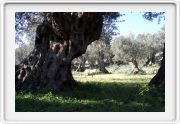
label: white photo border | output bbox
[0,1,3,124]
[1,0,180,124]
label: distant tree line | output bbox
[15,13,164,74]
[72,26,164,74]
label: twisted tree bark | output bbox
[149,45,165,87]
[130,59,144,74]
[16,12,103,91]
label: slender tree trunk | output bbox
[16,12,103,91]
[81,56,86,71]
[150,53,155,64]
[98,52,109,74]
[149,46,165,87]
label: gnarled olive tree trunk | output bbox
[149,45,165,87]
[144,53,156,67]
[16,12,103,91]
[129,59,144,74]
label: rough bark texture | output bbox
[16,12,103,91]
[149,46,165,87]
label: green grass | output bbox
[16,72,165,112]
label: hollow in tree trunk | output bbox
[16,12,103,91]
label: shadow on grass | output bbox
[16,82,165,112]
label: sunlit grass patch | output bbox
[16,72,164,112]
[73,72,154,84]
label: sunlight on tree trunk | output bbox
[16,12,103,91]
